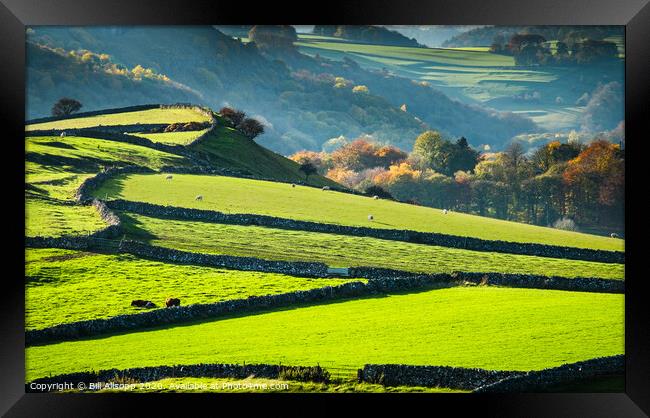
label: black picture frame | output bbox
[2,0,648,415]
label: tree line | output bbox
[490,33,620,66]
[291,133,624,234]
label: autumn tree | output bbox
[563,139,624,225]
[238,118,265,139]
[330,139,406,171]
[219,107,246,127]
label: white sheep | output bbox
[60,131,66,138]
[195,195,203,201]
[610,233,620,239]
[373,195,379,200]
[443,209,448,214]
[368,214,374,221]
[166,175,173,180]
[322,186,330,191]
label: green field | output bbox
[90,376,465,393]
[295,34,623,131]
[24,104,626,392]
[25,135,190,237]
[94,173,624,252]
[296,38,517,67]
[25,286,624,381]
[26,135,187,202]
[26,248,360,330]
[26,107,211,131]
[119,212,624,280]
[26,136,187,174]
[26,199,106,238]
[132,129,209,145]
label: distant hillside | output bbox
[442,25,623,47]
[26,42,203,119]
[27,26,536,154]
[384,25,484,47]
[312,25,422,47]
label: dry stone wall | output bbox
[473,355,624,392]
[106,199,624,264]
[360,364,523,390]
[27,363,328,392]
[360,355,623,392]
[25,276,451,346]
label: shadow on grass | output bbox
[36,281,461,345]
[116,211,159,243]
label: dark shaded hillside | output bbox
[258,47,537,150]
[26,42,203,119]
[312,25,422,47]
[442,25,623,47]
[27,26,536,154]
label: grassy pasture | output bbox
[295,39,517,67]
[25,135,189,237]
[26,107,211,131]
[25,248,360,330]
[132,129,209,145]
[119,213,624,280]
[25,286,624,381]
[26,136,187,180]
[26,199,106,238]
[90,376,465,393]
[94,173,623,251]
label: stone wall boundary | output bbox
[26,363,329,392]
[106,199,624,264]
[473,355,624,392]
[360,355,623,392]
[25,276,449,346]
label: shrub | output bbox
[365,185,393,199]
[352,85,369,94]
[278,365,330,383]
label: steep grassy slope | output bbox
[26,248,361,330]
[26,287,624,380]
[94,173,623,251]
[188,124,339,187]
[119,213,624,280]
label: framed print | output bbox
[1,0,648,415]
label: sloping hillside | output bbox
[26,42,203,119]
[27,26,537,153]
